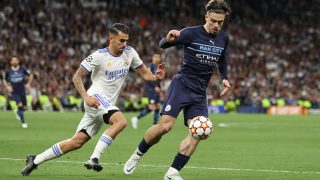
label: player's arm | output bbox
[217,58,231,97]
[160,28,191,49]
[3,72,13,93]
[219,37,231,97]
[136,62,166,82]
[159,30,181,49]
[25,72,33,91]
[72,66,99,108]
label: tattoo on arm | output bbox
[72,67,89,98]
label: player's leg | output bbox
[11,94,24,125]
[85,110,127,172]
[124,76,183,175]
[21,112,102,176]
[124,114,177,174]
[18,94,28,128]
[165,101,208,180]
[131,104,152,129]
[21,131,91,176]
[164,133,200,180]
[153,103,161,124]
[137,106,152,119]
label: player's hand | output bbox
[154,87,161,93]
[7,86,13,93]
[166,30,180,42]
[83,94,100,109]
[25,84,31,91]
[155,62,166,81]
[220,79,231,97]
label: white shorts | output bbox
[76,96,119,137]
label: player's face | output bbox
[152,54,161,64]
[204,12,226,35]
[10,57,19,68]
[110,32,129,54]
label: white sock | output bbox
[90,134,113,160]
[34,143,63,165]
[136,148,143,156]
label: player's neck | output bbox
[11,66,20,71]
[203,24,210,33]
[108,46,122,56]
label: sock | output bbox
[171,153,190,171]
[90,134,113,159]
[153,109,159,124]
[137,138,152,156]
[17,109,25,123]
[33,143,63,165]
[137,108,151,119]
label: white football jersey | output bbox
[80,46,143,107]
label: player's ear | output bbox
[204,14,208,22]
[108,35,114,43]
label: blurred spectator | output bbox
[0,0,319,111]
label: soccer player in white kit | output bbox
[21,23,166,176]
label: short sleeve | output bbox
[130,48,143,69]
[80,51,100,73]
[4,71,10,81]
[23,67,31,76]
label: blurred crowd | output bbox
[0,0,319,111]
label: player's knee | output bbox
[18,106,24,111]
[159,122,173,134]
[115,119,127,130]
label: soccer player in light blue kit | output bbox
[131,53,162,129]
[3,56,33,128]
[124,0,232,179]
[21,23,166,176]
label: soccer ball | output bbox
[188,116,213,140]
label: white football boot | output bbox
[22,123,28,128]
[14,109,21,121]
[131,117,138,129]
[164,167,184,180]
[123,150,141,174]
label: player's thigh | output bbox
[148,103,156,110]
[160,78,187,118]
[158,114,176,129]
[183,102,208,126]
[20,94,27,107]
[70,131,91,144]
[76,113,103,138]
[11,94,22,105]
[107,110,126,125]
[148,95,160,110]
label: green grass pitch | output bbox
[0,111,319,180]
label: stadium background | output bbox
[0,0,319,114]
[0,1,320,180]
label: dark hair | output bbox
[206,0,231,15]
[109,23,129,35]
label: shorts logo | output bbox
[165,105,171,112]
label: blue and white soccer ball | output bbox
[188,116,213,140]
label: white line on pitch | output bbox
[1,157,320,175]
